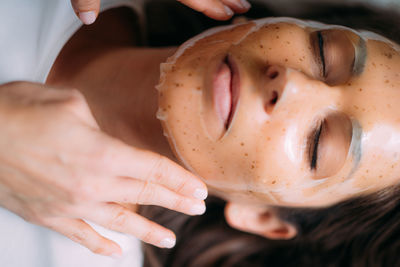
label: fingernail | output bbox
[190,204,206,215]
[240,0,251,9]
[159,237,176,248]
[79,11,96,25]
[224,5,234,16]
[193,188,208,200]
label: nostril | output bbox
[264,65,285,114]
[268,71,279,79]
[270,90,278,105]
[265,90,279,114]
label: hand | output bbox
[71,0,251,25]
[0,82,207,256]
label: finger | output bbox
[221,0,251,13]
[45,217,122,257]
[71,0,101,25]
[104,142,208,200]
[81,203,176,248]
[100,177,206,215]
[178,0,234,20]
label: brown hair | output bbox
[141,185,400,267]
[141,1,400,266]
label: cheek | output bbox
[158,70,257,191]
[157,25,266,188]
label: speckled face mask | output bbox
[157,17,400,207]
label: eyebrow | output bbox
[348,119,363,177]
[352,37,367,75]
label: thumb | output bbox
[71,0,101,25]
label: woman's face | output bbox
[157,18,400,207]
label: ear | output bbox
[224,202,297,240]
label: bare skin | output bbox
[47,8,175,156]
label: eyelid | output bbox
[339,31,367,76]
[310,29,360,86]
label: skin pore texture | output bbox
[157,17,400,207]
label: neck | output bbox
[47,37,177,159]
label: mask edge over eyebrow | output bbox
[348,119,363,178]
[353,37,367,75]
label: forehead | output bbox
[168,18,354,62]
[169,17,399,64]
[252,17,358,32]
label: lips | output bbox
[213,56,240,130]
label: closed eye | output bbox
[317,31,326,78]
[309,120,323,170]
[306,112,353,179]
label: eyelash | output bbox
[317,31,326,78]
[310,121,323,170]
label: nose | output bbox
[263,65,286,114]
